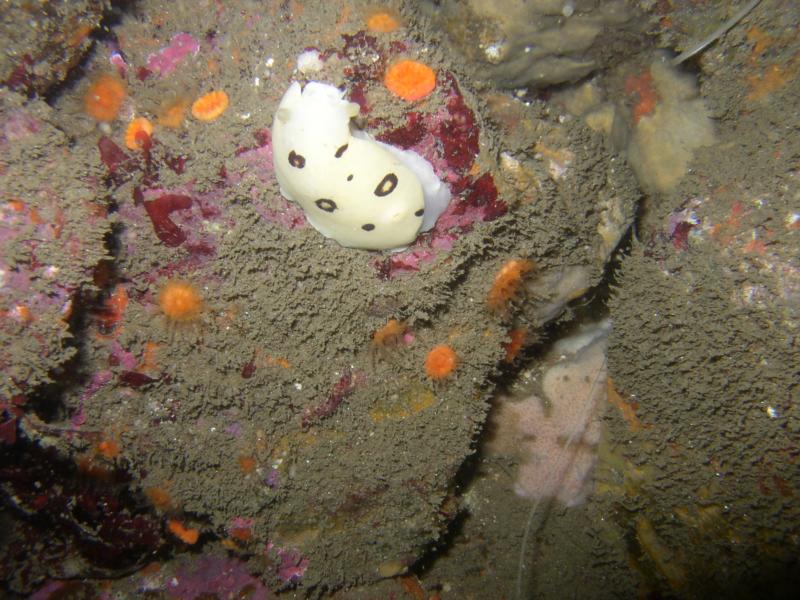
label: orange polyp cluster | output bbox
[238,455,257,473]
[84,73,127,122]
[372,318,408,348]
[125,117,154,150]
[158,97,191,128]
[191,90,229,122]
[503,327,527,363]
[97,439,121,459]
[486,259,535,313]
[366,8,401,33]
[8,304,32,325]
[624,69,659,124]
[97,283,129,332]
[425,344,458,380]
[168,519,199,544]
[384,59,437,102]
[146,486,173,509]
[157,280,203,323]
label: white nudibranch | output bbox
[271,81,451,250]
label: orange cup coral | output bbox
[425,344,458,380]
[384,60,436,102]
[84,73,127,122]
[125,117,154,150]
[191,90,229,121]
[158,280,203,323]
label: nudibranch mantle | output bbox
[271,81,450,250]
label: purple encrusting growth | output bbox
[168,554,272,599]
[71,370,113,427]
[275,547,310,584]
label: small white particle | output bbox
[297,49,323,74]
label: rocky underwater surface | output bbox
[0,0,798,598]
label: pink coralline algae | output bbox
[145,33,200,78]
[2,108,41,141]
[233,129,308,230]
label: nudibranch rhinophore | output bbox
[271,81,451,250]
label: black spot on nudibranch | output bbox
[415,209,424,217]
[335,144,349,158]
[288,151,305,168]
[315,199,337,212]
[347,174,353,181]
[362,223,375,231]
[374,173,398,197]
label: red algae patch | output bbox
[191,90,229,121]
[142,194,193,247]
[384,60,436,102]
[84,73,127,122]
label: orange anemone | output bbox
[84,73,127,122]
[424,344,458,380]
[191,90,229,121]
[384,60,436,102]
[125,117,154,150]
